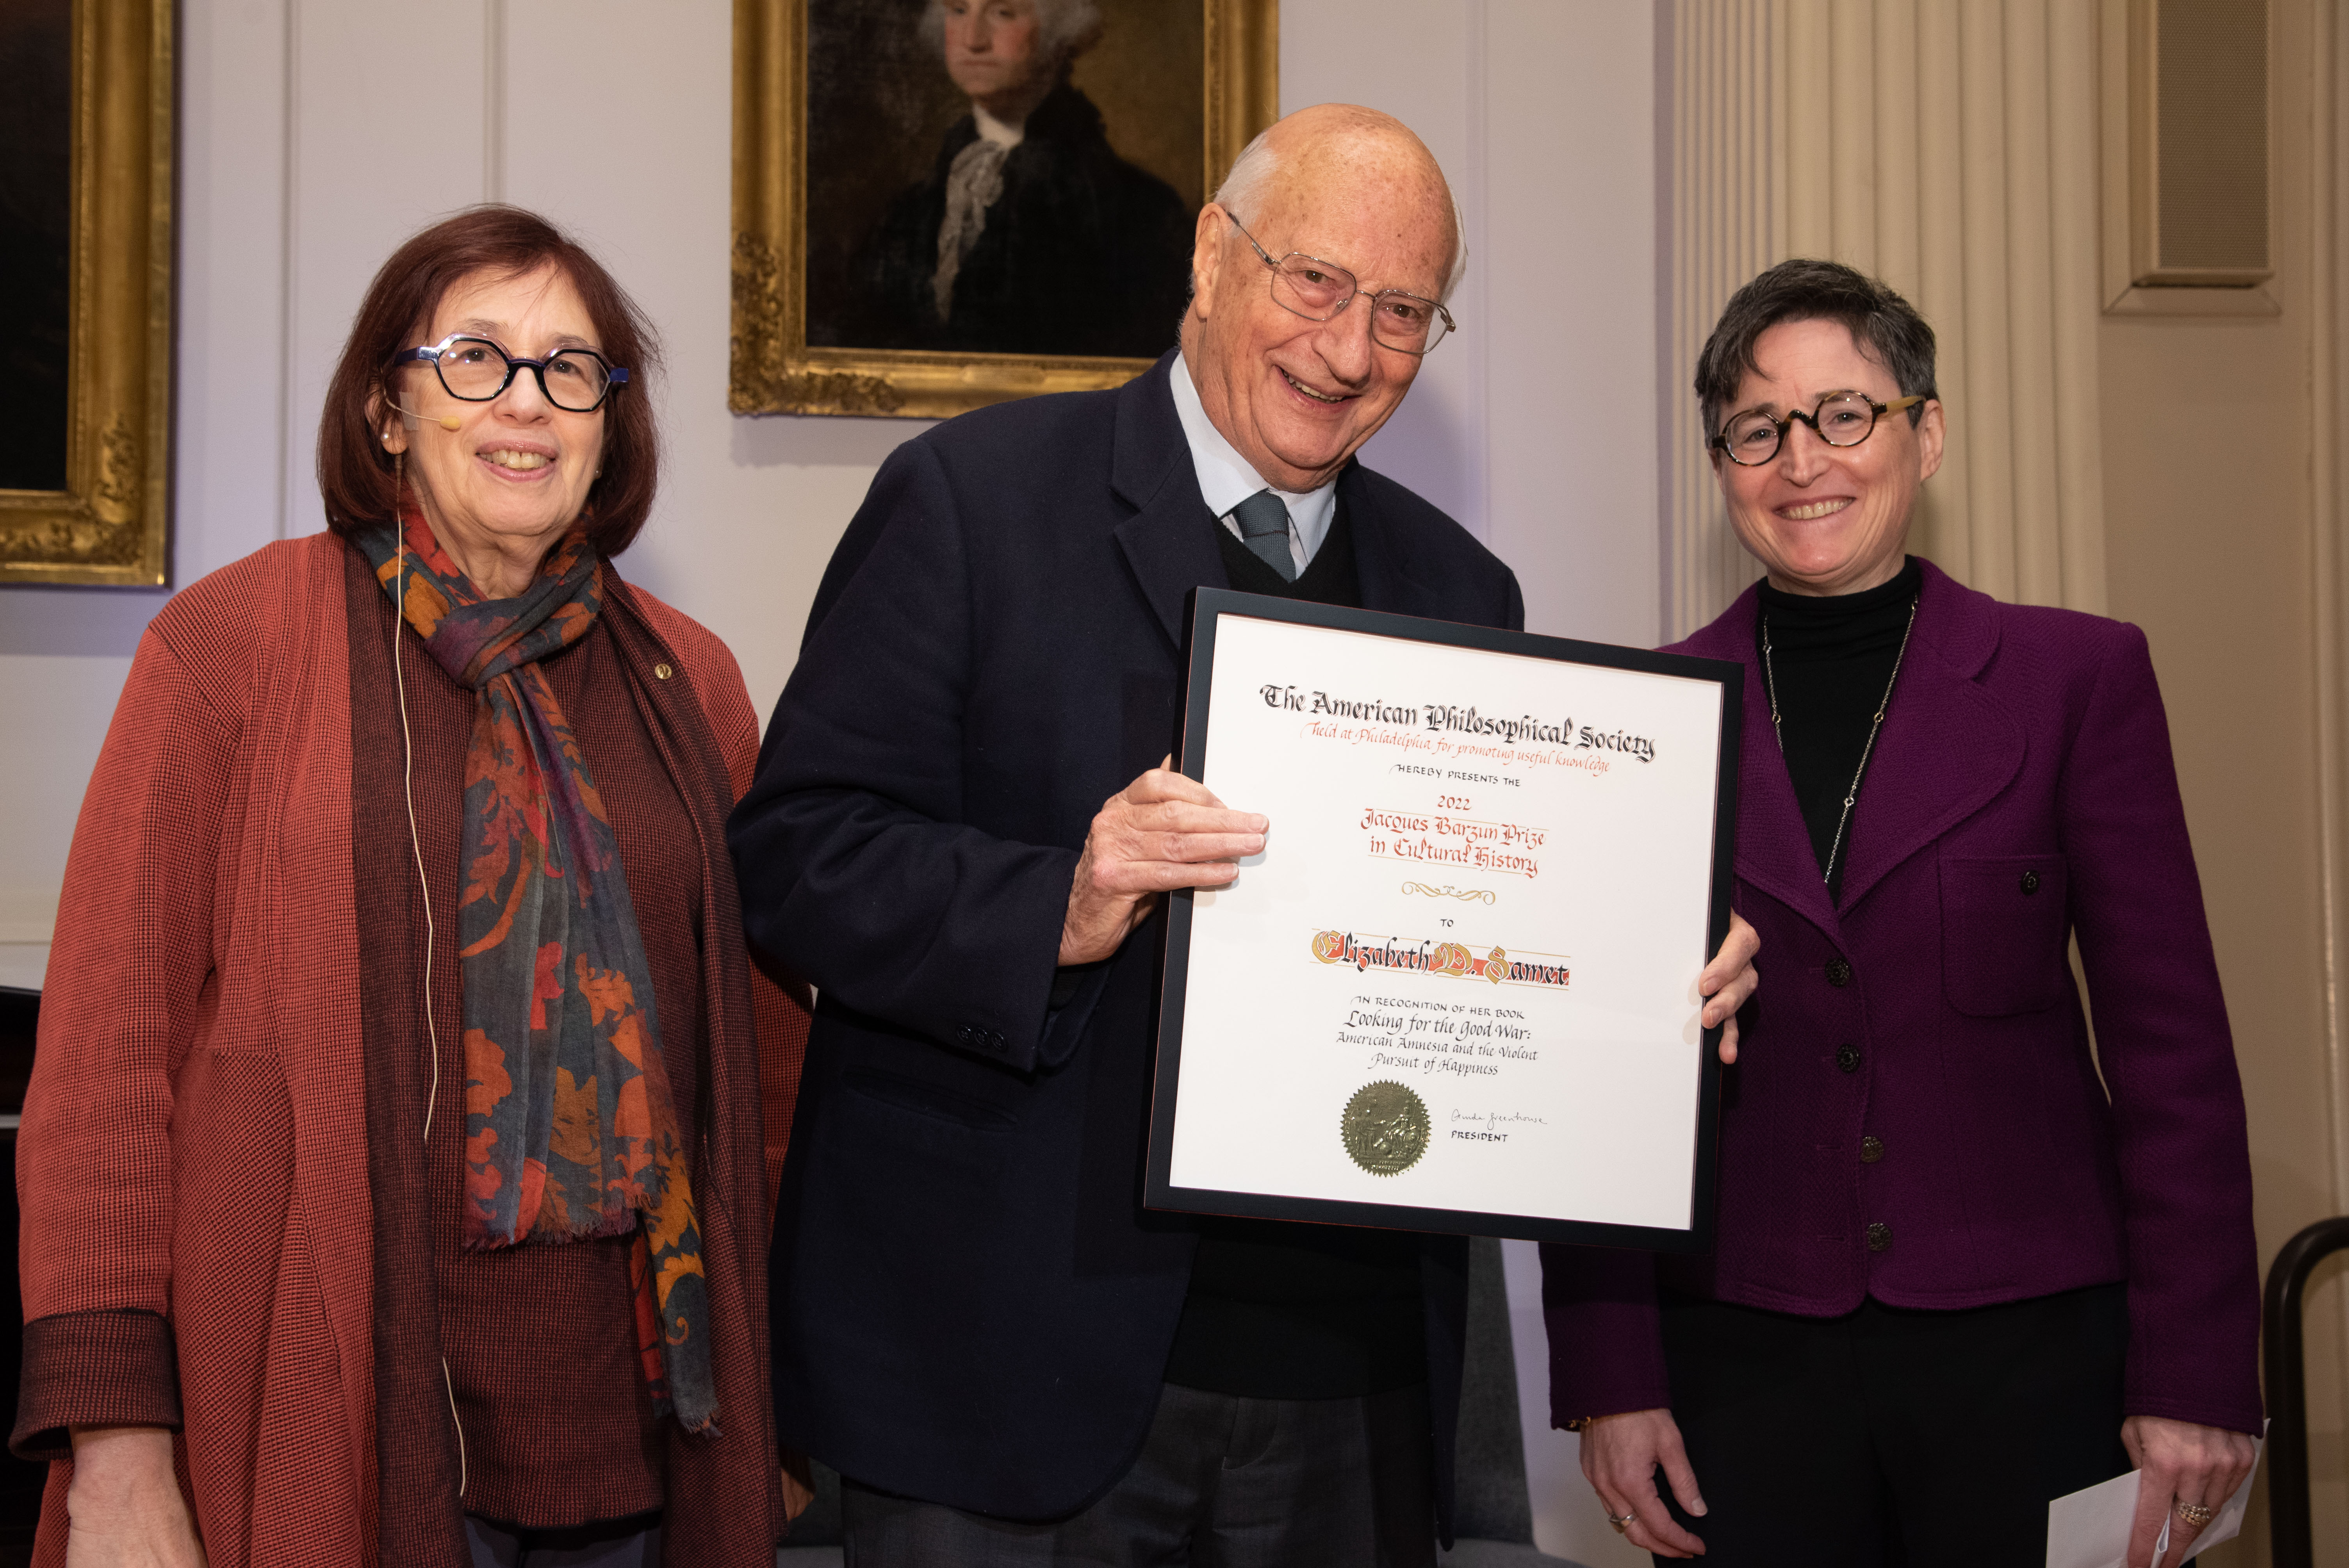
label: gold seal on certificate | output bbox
[1340,1081,1431,1176]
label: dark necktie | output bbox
[1232,490,1297,583]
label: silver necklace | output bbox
[1759,594,1920,888]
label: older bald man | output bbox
[733,105,1758,1564]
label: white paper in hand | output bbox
[2044,1426,2263,1568]
[2044,1470,2165,1568]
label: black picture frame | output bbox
[1144,588,1745,1252]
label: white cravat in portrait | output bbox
[933,105,1026,318]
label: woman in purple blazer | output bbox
[1542,260,2262,1566]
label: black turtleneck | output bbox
[1754,557,1923,901]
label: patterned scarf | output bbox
[358,506,717,1434]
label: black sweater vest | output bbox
[1164,502,1428,1400]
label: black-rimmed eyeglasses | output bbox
[1709,391,1926,467]
[391,333,630,413]
[1228,216,1455,355]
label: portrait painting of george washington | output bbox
[811,0,1199,358]
[731,0,1276,418]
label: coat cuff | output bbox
[1539,1244,1674,1425]
[1037,961,1114,1071]
[2121,1384,2266,1441]
[11,1308,182,1461]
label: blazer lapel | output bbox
[1346,467,1406,615]
[1686,594,1843,941]
[1344,466,1444,620]
[1112,354,1230,650]
[1833,562,2023,910]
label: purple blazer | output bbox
[1541,559,2263,1437]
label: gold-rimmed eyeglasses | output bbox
[1228,215,1455,355]
[1709,391,1926,467]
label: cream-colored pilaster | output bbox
[1662,0,2107,639]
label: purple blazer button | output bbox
[1866,1221,1891,1252]
[1836,1044,1861,1074]
[1825,956,1852,987]
[1860,1135,1884,1163]
[2021,869,2042,894]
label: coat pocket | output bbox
[833,1065,1019,1176]
[1939,852,2071,1016]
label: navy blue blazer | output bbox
[730,354,1525,1526]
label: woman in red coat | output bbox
[1543,260,2260,1567]
[12,208,807,1566]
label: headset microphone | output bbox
[384,443,469,1495]
[388,399,463,433]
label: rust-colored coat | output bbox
[14,534,806,1564]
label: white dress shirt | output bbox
[1168,352,1337,575]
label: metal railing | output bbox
[2263,1215,2349,1568]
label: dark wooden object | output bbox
[0,984,41,1554]
[2264,1214,2349,1568]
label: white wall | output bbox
[1296,2,1661,656]
[0,3,1660,1556]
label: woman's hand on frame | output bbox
[1579,1406,1709,1557]
[2120,1414,2256,1568]
[65,1425,205,1568]
[1699,911,1760,1065]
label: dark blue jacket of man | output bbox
[729,353,1525,1530]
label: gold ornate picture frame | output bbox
[0,0,173,586]
[731,0,1277,419]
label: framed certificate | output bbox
[1144,590,1743,1251]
